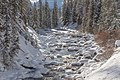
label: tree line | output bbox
[27,0,59,32]
[0,0,19,69]
[62,0,120,33]
[0,0,59,69]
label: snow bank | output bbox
[0,22,49,80]
[85,48,120,80]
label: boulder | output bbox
[57,67,65,72]
[115,40,120,48]
[57,54,62,58]
[68,47,79,52]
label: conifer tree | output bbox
[62,0,67,25]
[33,2,38,30]
[38,0,43,28]
[0,0,19,69]
[72,0,77,23]
[51,0,58,28]
[43,0,51,28]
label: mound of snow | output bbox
[85,48,120,80]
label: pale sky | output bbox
[30,0,39,3]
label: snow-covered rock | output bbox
[115,40,120,48]
[78,59,89,64]
[71,63,84,67]
[85,49,120,80]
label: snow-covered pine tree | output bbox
[76,0,83,28]
[27,6,34,27]
[115,0,120,29]
[1,0,13,68]
[38,0,43,28]
[0,0,19,69]
[86,0,94,33]
[43,0,51,28]
[63,0,72,25]
[100,0,116,30]
[18,0,31,26]
[51,0,58,28]
[33,2,38,30]
[72,0,77,23]
[62,0,67,25]
[80,0,90,32]
[9,0,19,60]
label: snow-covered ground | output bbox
[1,22,119,80]
[85,48,120,80]
[0,24,49,80]
[38,27,104,80]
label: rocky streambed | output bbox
[39,29,104,80]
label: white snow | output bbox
[0,20,112,80]
[115,40,120,48]
[85,48,120,80]
[0,23,49,80]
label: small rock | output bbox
[63,60,68,63]
[66,66,71,69]
[77,56,81,60]
[65,69,75,74]
[74,53,80,57]
[57,54,62,58]
[77,71,81,74]
[50,56,55,60]
[68,47,79,52]
[57,67,65,72]
[78,53,84,56]
[72,68,77,71]
[55,48,62,51]
[78,59,89,64]
[71,63,84,67]
[42,72,56,77]
[61,74,68,78]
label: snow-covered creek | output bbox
[0,28,104,80]
[39,29,103,80]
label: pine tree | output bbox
[86,0,94,33]
[18,0,31,25]
[1,0,12,68]
[72,0,77,23]
[62,0,67,25]
[80,0,90,32]
[10,0,19,60]
[33,2,38,30]
[43,0,51,28]
[76,0,83,27]
[63,0,71,25]
[0,0,19,69]
[51,0,58,28]
[27,7,34,27]
[38,0,43,28]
